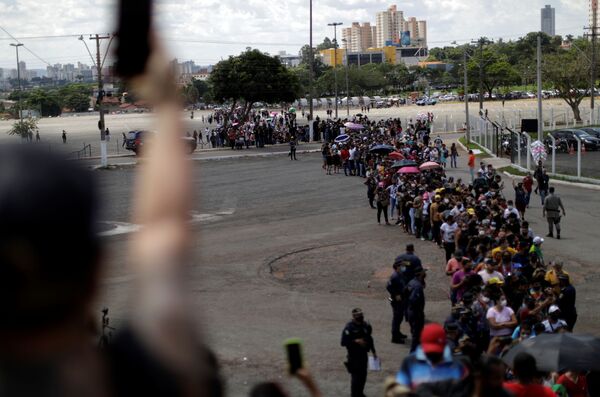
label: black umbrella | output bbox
[369,144,395,155]
[502,333,600,372]
[396,159,417,167]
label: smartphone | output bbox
[284,338,303,374]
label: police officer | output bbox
[543,186,566,239]
[406,268,427,353]
[387,262,407,344]
[393,244,423,282]
[341,308,377,397]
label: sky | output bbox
[0,0,590,71]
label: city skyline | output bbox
[0,0,589,71]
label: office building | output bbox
[541,5,556,36]
[404,17,427,46]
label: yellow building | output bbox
[319,48,347,67]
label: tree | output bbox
[209,49,300,122]
[298,45,329,78]
[26,89,62,117]
[7,117,38,139]
[182,84,200,105]
[64,92,91,112]
[316,37,335,51]
[191,79,211,99]
[544,50,589,122]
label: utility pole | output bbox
[81,34,112,167]
[308,0,314,140]
[328,22,343,119]
[342,38,350,117]
[586,4,598,124]
[10,43,24,123]
[537,34,543,141]
[477,38,484,111]
[464,50,471,143]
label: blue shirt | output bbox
[396,346,466,390]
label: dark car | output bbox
[544,129,600,152]
[125,130,198,155]
[580,127,600,140]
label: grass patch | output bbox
[458,137,492,159]
[498,166,528,177]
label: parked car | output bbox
[579,127,600,140]
[544,129,600,152]
[125,130,198,155]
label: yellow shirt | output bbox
[491,246,517,260]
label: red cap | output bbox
[420,323,446,354]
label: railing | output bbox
[67,143,92,160]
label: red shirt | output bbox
[523,176,534,192]
[503,382,556,397]
[340,149,350,161]
[557,374,588,397]
[468,154,475,168]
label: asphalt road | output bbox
[93,144,600,397]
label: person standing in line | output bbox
[440,215,459,262]
[105,127,111,142]
[341,308,377,397]
[543,186,565,239]
[376,183,390,225]
[522,172,534,208]
[450,143,458,168]
[467,150,475,181]
[62,130,67,144]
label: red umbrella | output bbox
[388,151,404,160]
[398,166,421,174]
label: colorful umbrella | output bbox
[344,122,365,130]
[398,166,421,174]
[288,107,296,113]
[335,134,351,143]
[419,161,442,170]
[388,151,404,160]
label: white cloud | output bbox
[0,0,588,69]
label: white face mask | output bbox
[500,299,508,307]
[508,206,513,211]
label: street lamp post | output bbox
[328,22,343,119]
[308,0,314,140]
[10,43,24,123]
[342,38,350,117]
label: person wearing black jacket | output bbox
[341,308,377,397]
[388,262,408,344]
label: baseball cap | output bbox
[467,208,476,215]
[548,305,560,314]
[352,308,363,316]
[533,236,544,245]
[420,323,446,354]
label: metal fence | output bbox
[469,115,599,183]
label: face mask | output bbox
[500,299,508,307]
[508,206,513,210]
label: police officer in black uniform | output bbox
[406,268,427,353]
[387,261,407,344]
[341,308,377,397]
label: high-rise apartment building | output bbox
[375,5,404,47]
[404,17,427,46]
[591,0,599,31]
[342,22,375,52]
[541,5,556,36]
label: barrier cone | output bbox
[569,144,575,155]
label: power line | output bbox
[0,25,53,66]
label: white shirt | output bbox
[349,148,357,160]
[440,222,458,243]
[478,270,505,285]
[486,306,515,337]
[542,319,568,333]
[503,207,520,219]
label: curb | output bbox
[91,149,321,170]
[502,171,600,191]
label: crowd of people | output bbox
[189,107,309,150]
[320,113,589,397]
